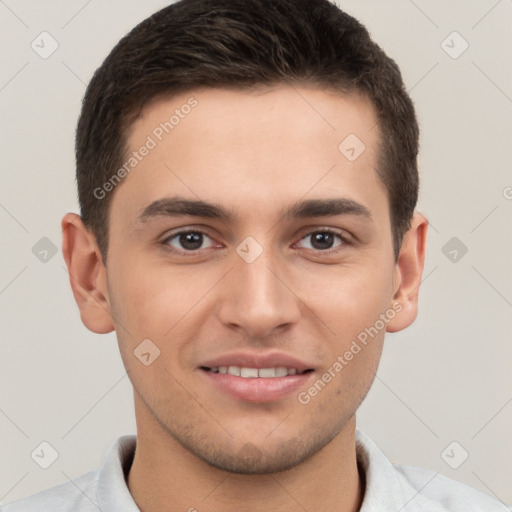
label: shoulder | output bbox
[355,429,511,512]
[395,463,512,512]
[1,471,99,512]
[1,434,137,512]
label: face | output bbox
[103,85,401,473]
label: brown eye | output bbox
[164,231,215,252]
[297,230,345,252]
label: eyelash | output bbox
[161,228,349,256]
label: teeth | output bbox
[258,367,277,378]
[240,367,259,378]
[209,366,301,378]
[275,367,288,377]
[227,365,241,376]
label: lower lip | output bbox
[199,369,315,402]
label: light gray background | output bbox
[1,0,511,506]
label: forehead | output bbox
[130,84,380,151]
[112,84,385,228]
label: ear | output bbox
[61,213,114,334]
[386,211,428,333]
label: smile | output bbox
[202,366,314,378]
[199,366,315,402]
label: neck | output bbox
[127,397,364,512]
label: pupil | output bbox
[180,232,203,250]
[312,232,333,250]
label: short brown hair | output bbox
[76,0,419,263]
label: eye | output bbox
[163,230,217,253]
[296,229,346,252]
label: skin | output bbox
[62,84,427,512]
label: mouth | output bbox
[198,364,315,402]
[200,366,314,378]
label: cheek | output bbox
[107,262,205,395]
[299,262,394,342]
[111,260,214,333]
[108,259,226,377]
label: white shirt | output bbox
[2,430,510,511]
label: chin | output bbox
[182,424,343,475]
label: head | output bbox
[63,0,427,475]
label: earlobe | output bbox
[386,211,428,333]
[61,213,115,334]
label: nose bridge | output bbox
[217,238,301,337]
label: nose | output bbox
[216,244,301,339]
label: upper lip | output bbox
[199,351,315,373]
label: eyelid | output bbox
[297,225,351,240]
[161,227,214,242]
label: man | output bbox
[3,0,509,511]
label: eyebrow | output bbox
[135,196,372,225]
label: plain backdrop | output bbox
[1,0,511,506]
